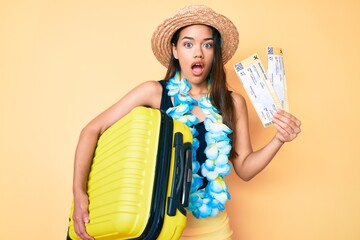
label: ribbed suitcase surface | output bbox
[68,106,192,240]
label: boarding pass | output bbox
[267,47,289,111]
[234,48,287,127]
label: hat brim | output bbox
[151,5,239,67]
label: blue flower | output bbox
[166,104,189,118]
[179,78,191,93]
[219,143,231,156]
[198,203,212,218]
[192,160,200,175]
[191,174,203,193]
[204,159,215,171]
[201,165,219,181]
[210,208,220,217]
[165,72,233,219]
[205,118,232,134]
[205,131,228,143]
[208,177,227,193]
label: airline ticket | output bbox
[234,53,281,127]
[267,47,289,111]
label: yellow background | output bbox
[1,0,359,239]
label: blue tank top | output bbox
[159,80,208,188]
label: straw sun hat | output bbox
[151,5,239,67]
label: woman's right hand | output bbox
[70,81,163,239]
[72,192,94,240]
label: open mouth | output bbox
[191,62,204,75]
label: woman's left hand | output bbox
[272,109,301,143]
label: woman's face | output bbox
[172,24,214,86]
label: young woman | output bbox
[70,5,301,240]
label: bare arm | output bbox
[73,81,162,196]
[71,80,162,239]
[230,92,301,181]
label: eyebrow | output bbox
[181,36,214,41]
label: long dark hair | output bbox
[163,25,237,158]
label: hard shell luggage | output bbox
[68,106,192,240]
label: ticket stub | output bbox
[234,54,281,127]
[267,47,289,111]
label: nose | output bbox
[193,45,204,59]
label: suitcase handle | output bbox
[175,133,185,194]
[167,132,192,216]
[181,142,192,207]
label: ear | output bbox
[172,43,178,59]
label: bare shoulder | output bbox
[131,80,163,108]
[231,92,247,110]
[137,80,163,95]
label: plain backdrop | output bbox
[1,0,359,239]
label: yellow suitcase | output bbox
[68,106,192,239]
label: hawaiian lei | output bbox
[166,71,233,218]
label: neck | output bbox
[188,81,208,98]
[189,88,208,100]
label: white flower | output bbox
[215,163,231,176]
[204,144,219,159]
[212,192,229,204]
[215,154,228,166]
[165,72,233,219]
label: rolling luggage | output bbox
[68,106,193,240]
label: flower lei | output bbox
[166,71,233,218]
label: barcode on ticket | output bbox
[234,54,281,127]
